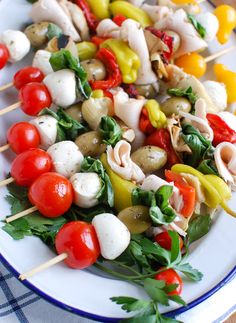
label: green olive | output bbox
[24,22,50,48]
[161,97,191,117]
[131,146,167,174]
[65,103,83,122]
[135,84,157,99]
[75,131,106,157]
[118,206,151,234]
[164,30,181,54]
[81,59,106,81]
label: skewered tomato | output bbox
[11,148,52,186]
[55,221,100,269]
[28,172,73,217]
[13,66,44,90]
[0,43,9,69]
[175,52,206,78]
[155,231,183,251]
[7,122,40,154]
[155,268,183,295]
[19,82,52,116]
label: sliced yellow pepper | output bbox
[109,1,152,28]
[86,0,110,19]
[101,39,140,84]
[101,153,137,212]
[145,100,167,129]
[76,41,97,61]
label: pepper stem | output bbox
[221,201,236,218]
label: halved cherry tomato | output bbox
[165,170,196,218]
[0,44,9,70]
[13,67,44,90]
[28,172,73,218]
[155,268,183,295]
[7,122,40,154]
[55,221,100,269]
[155,231,183,251]
[11,148,52,186]
[19,82,52,116]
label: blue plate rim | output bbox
[1,0,236,322]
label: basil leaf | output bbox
[197,159,219,176]
[132,188,155,207]
[50,49,92,99]
[187,14,206,39]
[187,214,212,244]
[46,23,63,40]
[99,116,122,146]
[167,87,197,105]
[168,230,181,265]
[81,157,114,207]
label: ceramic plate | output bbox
[0,0,236,321]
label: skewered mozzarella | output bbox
[30,115,58,150]
[1,30,30,63]
[32,50,53,76]
[43,69,77,108]
[92,213,131,260]
[47,141,84,178]
[196,13,219,42]
[203,81,227,112]
[70,172,102,208]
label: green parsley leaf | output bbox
[187,14,206,39]
[167,87,197,105]
[187,214,212,245]
[2,218,32,240]
[144,278,169,305]
[99,116,122,146]
[168,295,186,306]
[174,263,203,282]
[110,296,153,313]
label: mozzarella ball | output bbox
[70,172,101,208]
[47,141,84,178]
[92,213,131,260]
[43,69,77,107]
[203,80,227,112]
[196,13,219,42]
[1,30,30,62]
[30,115,58,149]
[33,50,53,75]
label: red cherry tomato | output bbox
[155,268,183,295]
[19,82,52,116]
[55,221,100,269]
[0,44,9,70]
[11,148,52,186]
[13,67,44,90]
[28,172,73,218]
[7,122,40,154]
[154,231,183,251]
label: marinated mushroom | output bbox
[131,145,167,174]
[81,59,106,81]
[75,131,106,157]
[24,22,50,48]
[45,34,78,57]
[118,205,151,234]
[161,97,191,117]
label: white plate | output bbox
[0,0,236,321]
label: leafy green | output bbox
[64,204,114,223]
[99,116,122,146]
[186,214,212,245]
[40,107,87,141]
[187,14,206,39]
[132,187,176,225]
[167,87,197,105]
[46,23,63,40]
[50,49,91,100]
[81,157,114,207]
[174,263,203,282]
[181,123,214,168]
[197,159,219,176]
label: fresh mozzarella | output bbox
[203,81,227,112]
[96,19,121,39]
[30,115,58,150]
[92,213,131,260]
[32,50,53,76]
[218,112,236,132]
[1,30,30,63]
[70,172,101,208]
[47,141,84,178]
[196,13,219,42]
[43,69,77,108]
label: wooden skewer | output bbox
[204,46,236,63]
[0,82,13,92]
[0,177,14,188]
[0,102,20,117]
[5,206,38,223]
[0,144,10,153]
[19,253,67,281]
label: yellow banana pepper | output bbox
[171,164,236,217]
[101,153,137,212]
[145,100,167,129]
[109,1,152,28]
[91,90,104,99]
[101,39,140,84]
[76,41,97,61]
[86,0,110,19]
